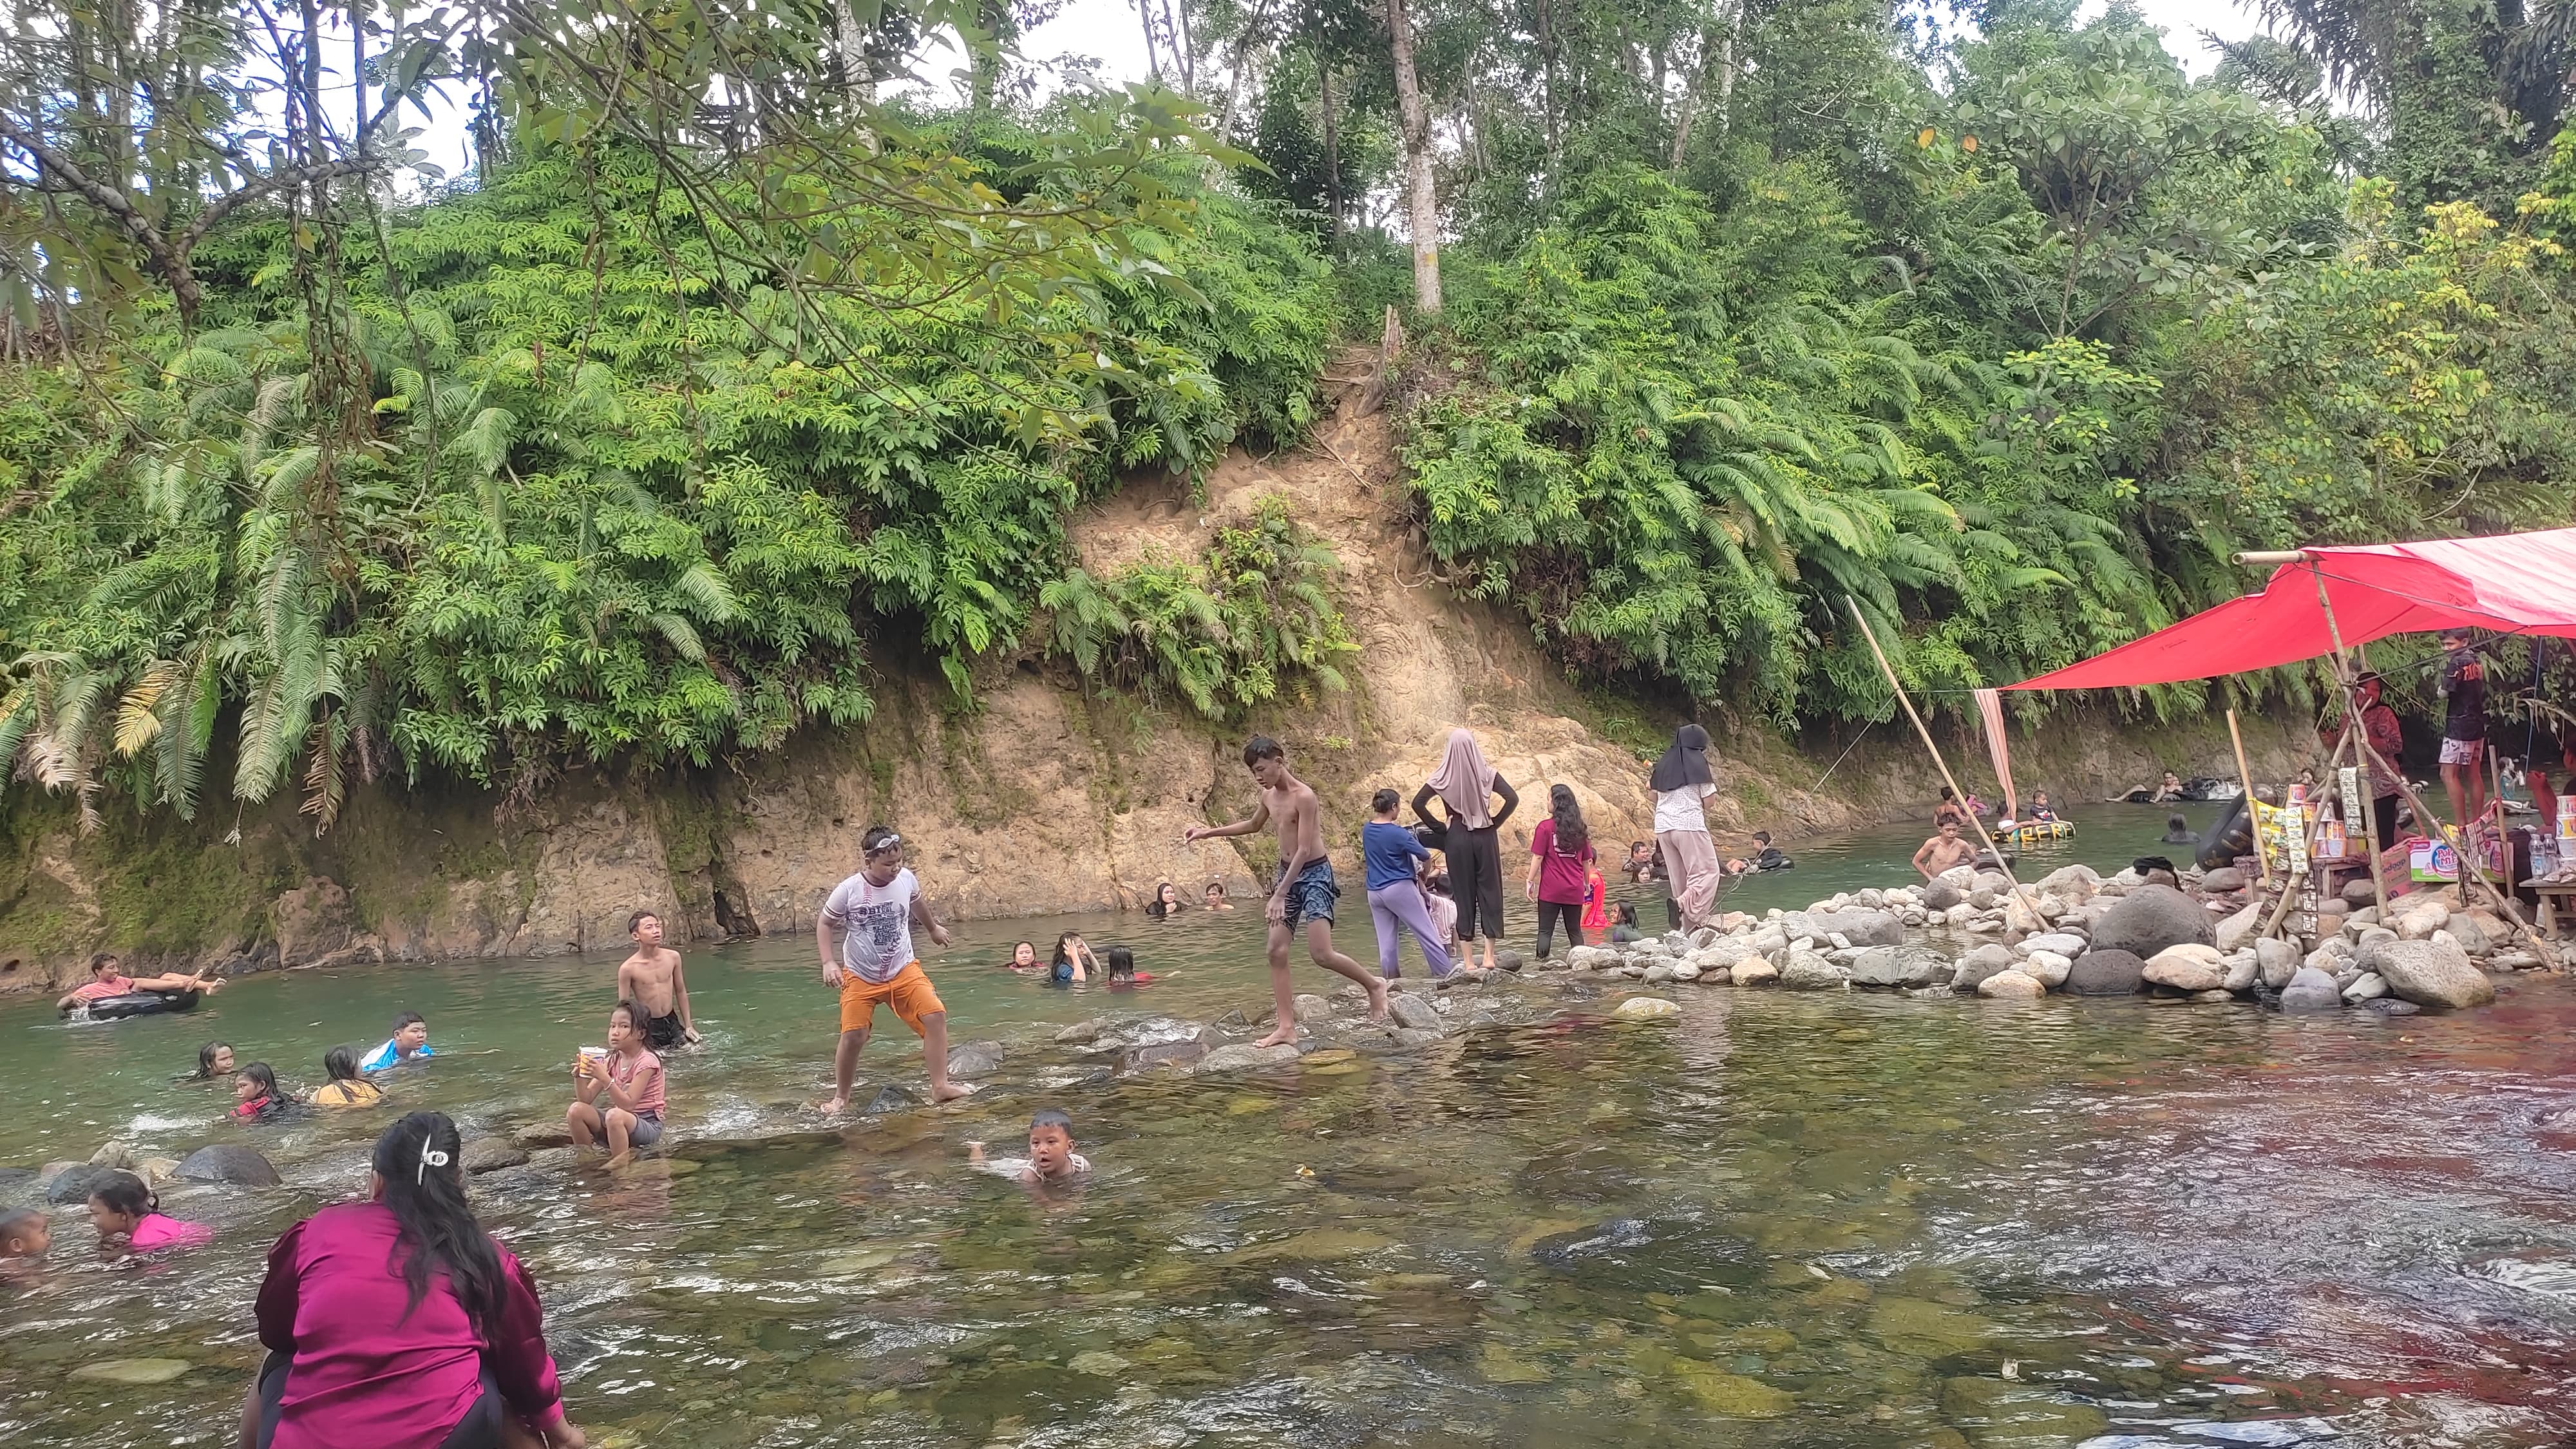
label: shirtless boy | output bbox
[616,911,699,1050]
[1913,818,1980,880]
[816,824,970,1115]
[1184,735,1390,1046]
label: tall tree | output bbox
[1387,0,1443,309]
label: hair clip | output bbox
[867,831,903,853]
[417,1135,451,1184]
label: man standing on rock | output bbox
[1913,819,1978,881]
[2436,629,2490,831]
[1184,735,1392,1046]
[816,825,969,1116]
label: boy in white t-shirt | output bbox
[815,824,968,1115]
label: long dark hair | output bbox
[372,1112,506,1329]
[323,1046,363,1083]
[1546,784,1589,856]
[192,1041,232,1079]
[88,1170,157,1218]
[1051,933,1081,968]
[238,1062,280,1099]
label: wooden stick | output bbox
[2227,708,2271,889]
[1843,598,2045,923]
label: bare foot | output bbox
[1253,1024,1299,1049]
[1365,978,1391,1023]
[817,1096,848,1117]
[603,1150,632,1171]
[929,1081,974,1103]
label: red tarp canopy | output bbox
[2005,527,2576,692]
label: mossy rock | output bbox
[1670,1362,1794,1417]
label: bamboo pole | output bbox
[1844,598,2046,925]
[2226,708,2271,889]
[2307,565,2388,911]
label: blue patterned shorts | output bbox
[1282,858,1339,930]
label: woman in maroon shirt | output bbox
[242,1112,586,1449]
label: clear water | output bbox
[6,801,2576,1448]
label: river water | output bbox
[7,802,2576,1448]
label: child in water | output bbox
[1,1207,49,1258]
[1609,901,1643,944]
[359,1011,436,1072]
[1006,941,1039,971]
[2027,791,2058,823]
[309,1045,385,1109]
[232,1063,290,1121]
[567,999,668,1167]
[967,1108,1094,1186]
[1103,945,1156,987]
[88,1171,211,1252]
[182,1041,234,1083]
[1047,932,1103,985]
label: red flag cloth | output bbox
[1973,688,2015,819]
[2004,527,2576,692]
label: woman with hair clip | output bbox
[242,1111,585,1449]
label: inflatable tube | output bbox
[2197,796,2253,871]
[1991,820,2075,844]
[71,989,202,1021]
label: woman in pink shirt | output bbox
[243,1112,587,1449]
[86,1171,213,1253]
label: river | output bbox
[6,801,2576,1447]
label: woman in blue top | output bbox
[1362,788,1454,980]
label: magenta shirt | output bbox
[256,1202,563,1449]
[128,1213,212,1251]
[1528,818,1596,904]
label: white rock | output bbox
[1610,996,1681,1019]
[1976,969,2047,999]
[2342,971,2389,1001]
[2023,951,2072,988]
[2213,902,2266,954]
[1672,963,1703,982]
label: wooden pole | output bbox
[2307,565,2388,911]
[1844,598,2045,925]
[2226,708,2271,889]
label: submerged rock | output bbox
[176,1144,280,1187]
[2091,884,2217,958]
[461,1138,527,1175]
[1195,1043,1303,1074]
[70,1359,193,1385]
[2360,937,2494,1009]
[945,1040,1005,1078]
[2063,949,2146,996]
[44,1162,116,1204]
[862,1083,923,1114]
[1609,996,1681,1019]
[1388,994,1444,1033]
[2277,966,2342,1012]
[1848,945,1953,989]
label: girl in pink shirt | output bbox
[88,1171,213,1253]
[244,1112,586,1449]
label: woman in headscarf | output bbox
[1411,728,1518,972]
[1651,724,1722,929]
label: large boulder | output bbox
[2277,967,2342,1012]
[2358,938,2495,1010]
[1919,880,1964,913]
[1951,943,2019,994]
[1976,970,2047,999]
[2141,944,2226,993]
[1389,994,1444,1034]
[2063,949,2147,996]
[1610,996,1681,1019]
[461,1138,527,1175]
[2255,936,2302,990]
[1779,951,1852,990]
[1848,945,1955,989]
[44,1162,117,1204]
[1806,909,1904,947]
[176,1144,280,1187]
[2213,902,2266,954]
[2091,884,2217,959]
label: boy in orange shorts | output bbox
[815,824,970,1115]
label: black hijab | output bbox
[1650,724,1714,792]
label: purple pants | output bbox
[1367,881,1454,979]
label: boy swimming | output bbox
[358,1011,436,1072]
[1184,735,1391,1044]
[616,910,700,1050]
[1,1207,49,1258]
[967,1108,1094,1186]
[815,824,969,1115]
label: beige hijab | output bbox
[1425,728,1498,829]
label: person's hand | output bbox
[1265,893,1287,923]
[683,1027,703,1045]
[965,1140,987,1164]
[820,961,844,989]
[1182,824,1208,844]
[538,1416,585,1449]
[928,923,951,948]
[1523,879,1537,901]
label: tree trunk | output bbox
[1533,0,1562,165]
[1172,0,1195,91]
[1137,0,1162,80]
[1320,59,1342,246]
[1385,0,1442,312]
[1668,0,1738,167]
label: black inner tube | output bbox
[71,989,201,1021]
[2197,795,2253,871]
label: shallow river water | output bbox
[7,803,2576,1448]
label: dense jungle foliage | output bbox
[5,0,2576,829]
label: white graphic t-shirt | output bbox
[822,867,918,985]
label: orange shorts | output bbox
[838,961,944,1036]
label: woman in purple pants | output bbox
[1361,788,1454,978]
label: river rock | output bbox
[137,1157,180,1188]
[1780,951,1850,990]
[2277,966,2342,1012]
[70,1359,193,1385]
[1610,996,1680,1019]
[2090,883,2217,959]
[1848,945,1953,989]
[2256,936,2302,989]
[2358,938,2494,1010]
[1389,994,1444,1033]
[2445,913,2493,956]
[517,1123,574,1149]
[176,1144,280,1188]
[88,1141,138,1170]
[2063,949,2147,996]
[1976,969,2046,999]
[2342,878,2380,905]
[1732,961,1779,987]
[1197,1043,1303,1074]
[2361,998,2423,1016]
[2141,944,2226,992]
[2342,972,2389,1001]
[1690,938,1761,971]
[1292,994,1334,1023]
[1122,1039,1209,1072]
[1566,945,1617,970]
[2213,902,2266,954]
[2394,900,2451,940]
[462,1138,528,1175]
[1919,880,1964,912]
[45,1162,115,1204]
[2202,866,2248,893]
[2037,864,2101,902]
[1496,950,1529,972]
[1055,1018,1107,1045]
[1951,944,2017,994]
[2022,950,2072,989]
[1672,963,1703,983]
[1808,908,1903,947]
[1748,926,1790,958]
[945,1041,1005,1078]
[2020,932,2088,959]
[862,1083,923,1113]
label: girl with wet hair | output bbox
[243,1110,584,1448]
[232,1061,290,1121]
[1144,881,1186,919]
[311,1045,385,1110]
[184,1040,235,1081]
[88,1169,211,1251]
